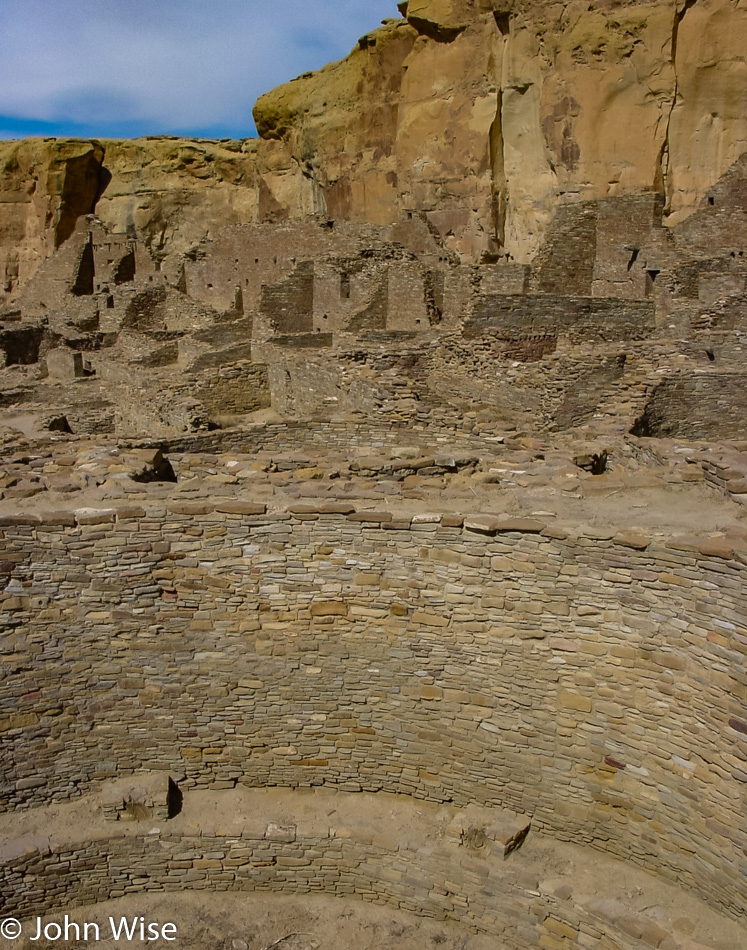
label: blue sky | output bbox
[0,0,398,140]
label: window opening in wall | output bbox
[494,11,511,34]
[626,247,639,271]
[167,778,183,818]
[47,415,73,433]
[106,295,114,309]
[708,196,715,205]
[645,269,660,296]
[340,273,350,299]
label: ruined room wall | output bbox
[466,294,656,341]
[633,372,747,439]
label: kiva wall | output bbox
[1,508,745,920]
[4,787,729,950]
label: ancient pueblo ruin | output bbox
[1,1,746,948]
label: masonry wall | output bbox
[592,195,662,300]
[530,203,597,296]
[1,509,746,920]
[183,222,400,316]
[259,262,314,335]
[633,372,747,439]
[195,362,270,417]
[0,803,698,950]
[467,295,656,342]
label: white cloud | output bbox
[0,0,398,136]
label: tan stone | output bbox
[558,690,592,713]
[310,601,348,617]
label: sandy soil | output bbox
[2,891,497,950]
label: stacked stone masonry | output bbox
[1,507,745,923]
[4,787,742,950]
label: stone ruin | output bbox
[0,1,746,948]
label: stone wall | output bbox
[632,372,747,439]
[1,507,745,920]
[4,786,741,950]
[194,362,270,418]
[259,262,314,335]
[467,295,656,342]
[157,420,433,456]
[530,202,597,296]
[0,828,566,949]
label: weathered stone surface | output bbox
[2,0,743,291]
[46,348,84,380]
[0,6,746,945]
[253,0,747,262]
[0,139,103,300]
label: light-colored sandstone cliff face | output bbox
[254,0,747,262]
[665,0,747,226]
[1,0,745,294]
[92,138,263,282]
[0,139,103,300]
[0,137,269,301]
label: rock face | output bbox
[0,137,264,299]
[1,0,745,296]
[254,0,747,261]
[0,139,103,298]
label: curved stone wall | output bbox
[4,789,745,950]
[1,505,746,920]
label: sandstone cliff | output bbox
[0,137,264,299]
[0,0,745,303]
[254,0,747,261]
[0,139,103,300]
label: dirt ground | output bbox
[2,891,497,950]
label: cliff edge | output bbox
[1,0,746,302]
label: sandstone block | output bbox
[411,611,449,626]
[311,601,348,617]
[46,348,84,380]
[347,511,393,523]
[419,685,444,700]
[558,691,592,713]
[614,532,650,550]
[698,539,734,560]
[74,507,116,525]
[265,822,296,842]
[215,502,267,515]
